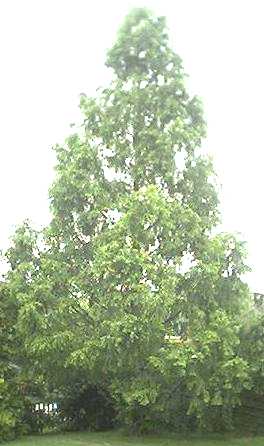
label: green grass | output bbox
[2,431,264,446]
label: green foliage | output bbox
[1,7,261,437]
[235,308,264,434]
[0,282,26,442]
[0,227,49,442]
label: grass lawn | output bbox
[2,431,264,446]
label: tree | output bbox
[235,304,264,434]
[0,223,50,441]
[0,280,23,442]
[12,8,253,432]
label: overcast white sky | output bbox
[0,0,264,291]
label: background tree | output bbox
[0,223,46,440]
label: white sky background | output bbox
[0,0,263,291]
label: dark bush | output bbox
[57,383,116,431]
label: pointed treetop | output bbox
[106,7,183,81]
